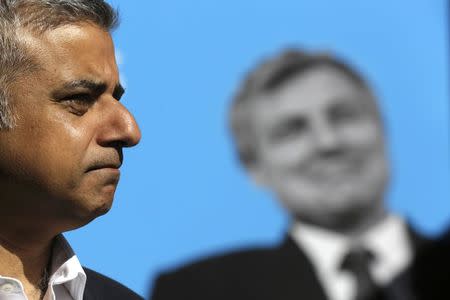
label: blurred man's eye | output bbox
[271,118,307,142]
[328,102,362,124]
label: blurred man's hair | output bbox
[0,0,118,129]
[229,48,374,169]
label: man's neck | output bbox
[0,232,54,300]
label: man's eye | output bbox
[272,119,307,141]
[329,104,362,124]
[62,93,95,102]
[61,93,95,116]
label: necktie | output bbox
[340,247,382,300]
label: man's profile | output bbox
[151,49,428,300]
[0,0,142,299]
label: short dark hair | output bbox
[229,48,375,168]
[0,0,118,129]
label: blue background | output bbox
[65,0,449,297]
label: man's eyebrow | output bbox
[53,80,124,101]
[113,83,125,101]
[62,80,107,95]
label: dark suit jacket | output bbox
[151,227,429,300]
[83,268,143,300]
[407,227,450,300]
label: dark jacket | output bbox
[84,268,143,300]
[151,228,430,300]
[408,227,450,300]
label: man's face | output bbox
[0,23,141,228]
[250,66,388,226]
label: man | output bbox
[0,0,142,299]
[151,49,428,300]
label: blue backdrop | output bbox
[65,0,449,297]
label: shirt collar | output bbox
[291,218,349,274]
[48,235,86,300]
[360,215,412,283]
[290,214,412,283]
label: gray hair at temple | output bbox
[229,48,378,169]
[0,0,118,129]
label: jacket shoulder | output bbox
[151,245,291,300]
[163,246,279,278]
[83,268,143,300]
[408,228,450,300]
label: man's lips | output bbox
[86,162,122,172]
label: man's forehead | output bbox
[44,23,113,48]
[18,23,119,88]
[246,71,380,131]
[272,66,366,95]
[18,22,113,50]
[257,67,373,109]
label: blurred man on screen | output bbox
[0,0,142,299]
[151,49,430,300]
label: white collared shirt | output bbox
[0,235,86,300]
[290,215,412,300]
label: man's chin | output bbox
[64,194,115,229]
[89,199,113,217]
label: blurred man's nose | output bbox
[312,117,341,156]
[97,101,142,148]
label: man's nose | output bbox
[313,118,340,156]
[97,100,141,148]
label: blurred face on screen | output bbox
[250,65,388,228]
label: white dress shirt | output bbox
[0,235,86,300]
[290,215,412,300]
